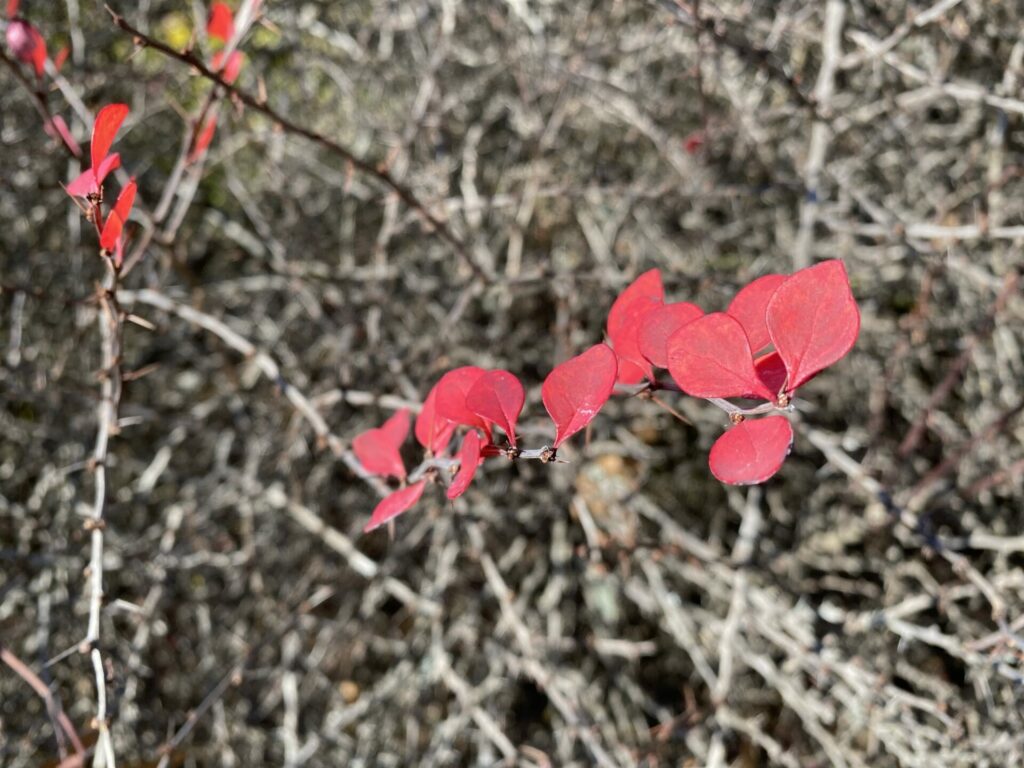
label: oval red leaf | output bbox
[447,430,483,500]
[766,260,859,392]
[415,383,456,456]
[363,481,427,532]
[726,274,787,353]
[542,343,617,449]
[607,269,663,384]
[637,301,704,369]
[709,416,793,485]
[435,366,491,437]
[91,104,129,173]
[353,408,409,480]
[465,370,524,448]
[666,313,774,401]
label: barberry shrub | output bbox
[359,260,859,532]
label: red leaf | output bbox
[66,153,121,198]
[353,409,409,480]
[465,370,524,448]
[754,351,787,398]
[726,274,787,353]
[766,260,859,392]
[99,178,137,257]
[5,19,33,60]
[28,25,45,76]
[363,481,426,533]
[53,44,68,73]
[435,366,491,438]
[7,0,21,18]
[709,416,793,485]
[212,49,244,83]
[415,382,457,456]
[447,430,482,499]
[207,2,235,43]
[666,313,774,400]
[607,269,663,383]
[542,343,617,448]
[637,301,703,369]
[189,118,217,163]
[380,407,410,447]
[91,104,129,174]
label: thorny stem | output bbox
[85,250,123,768]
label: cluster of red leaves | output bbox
[65,105,137,265]
[358,260,858,533]
[606,259,859,484]
[189,2,247,163]
[5,0,75,154]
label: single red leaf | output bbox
[91,104,129,174]
[211,49,244,83]
[380,407,410,447]
[363,481,426,533]
[709,416,793,485]
[447,430,482,499]
[607,269,663,383]
[542,343,617,448]
[6,0,21,18]
[353,409,409,480]
[766,259,860,392]
[666,313,774,400]
[207,2,235,43]
[637,301,703,369]
[53,44,68,73]
[415,382,457,455]
[99,178,137,256]
[435,366,492,437]
[726,274,787,353]
[465,370,524,448]
[189,118,217,163]
[28,25,45,76]
[754,351,787,398]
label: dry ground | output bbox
[2,1,1024,766]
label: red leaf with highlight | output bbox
[766,260,860,392]
[99,178,137,258]
[667,313,774,400]
[353,409,409,480]
[447,430,482,500]
[726,274,787,353]
[91,104,129,173]
[435,366,491,437]
[542,343,617,449]
[207,2,235,43]
[415,383,457,456]
[607,269,663,383]
[637,301,703,369]
[465,370,524,448]
[709,416,793,485]
[363,481,426,532]
[66,153,121,198]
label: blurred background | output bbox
[2,1,1023,765]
